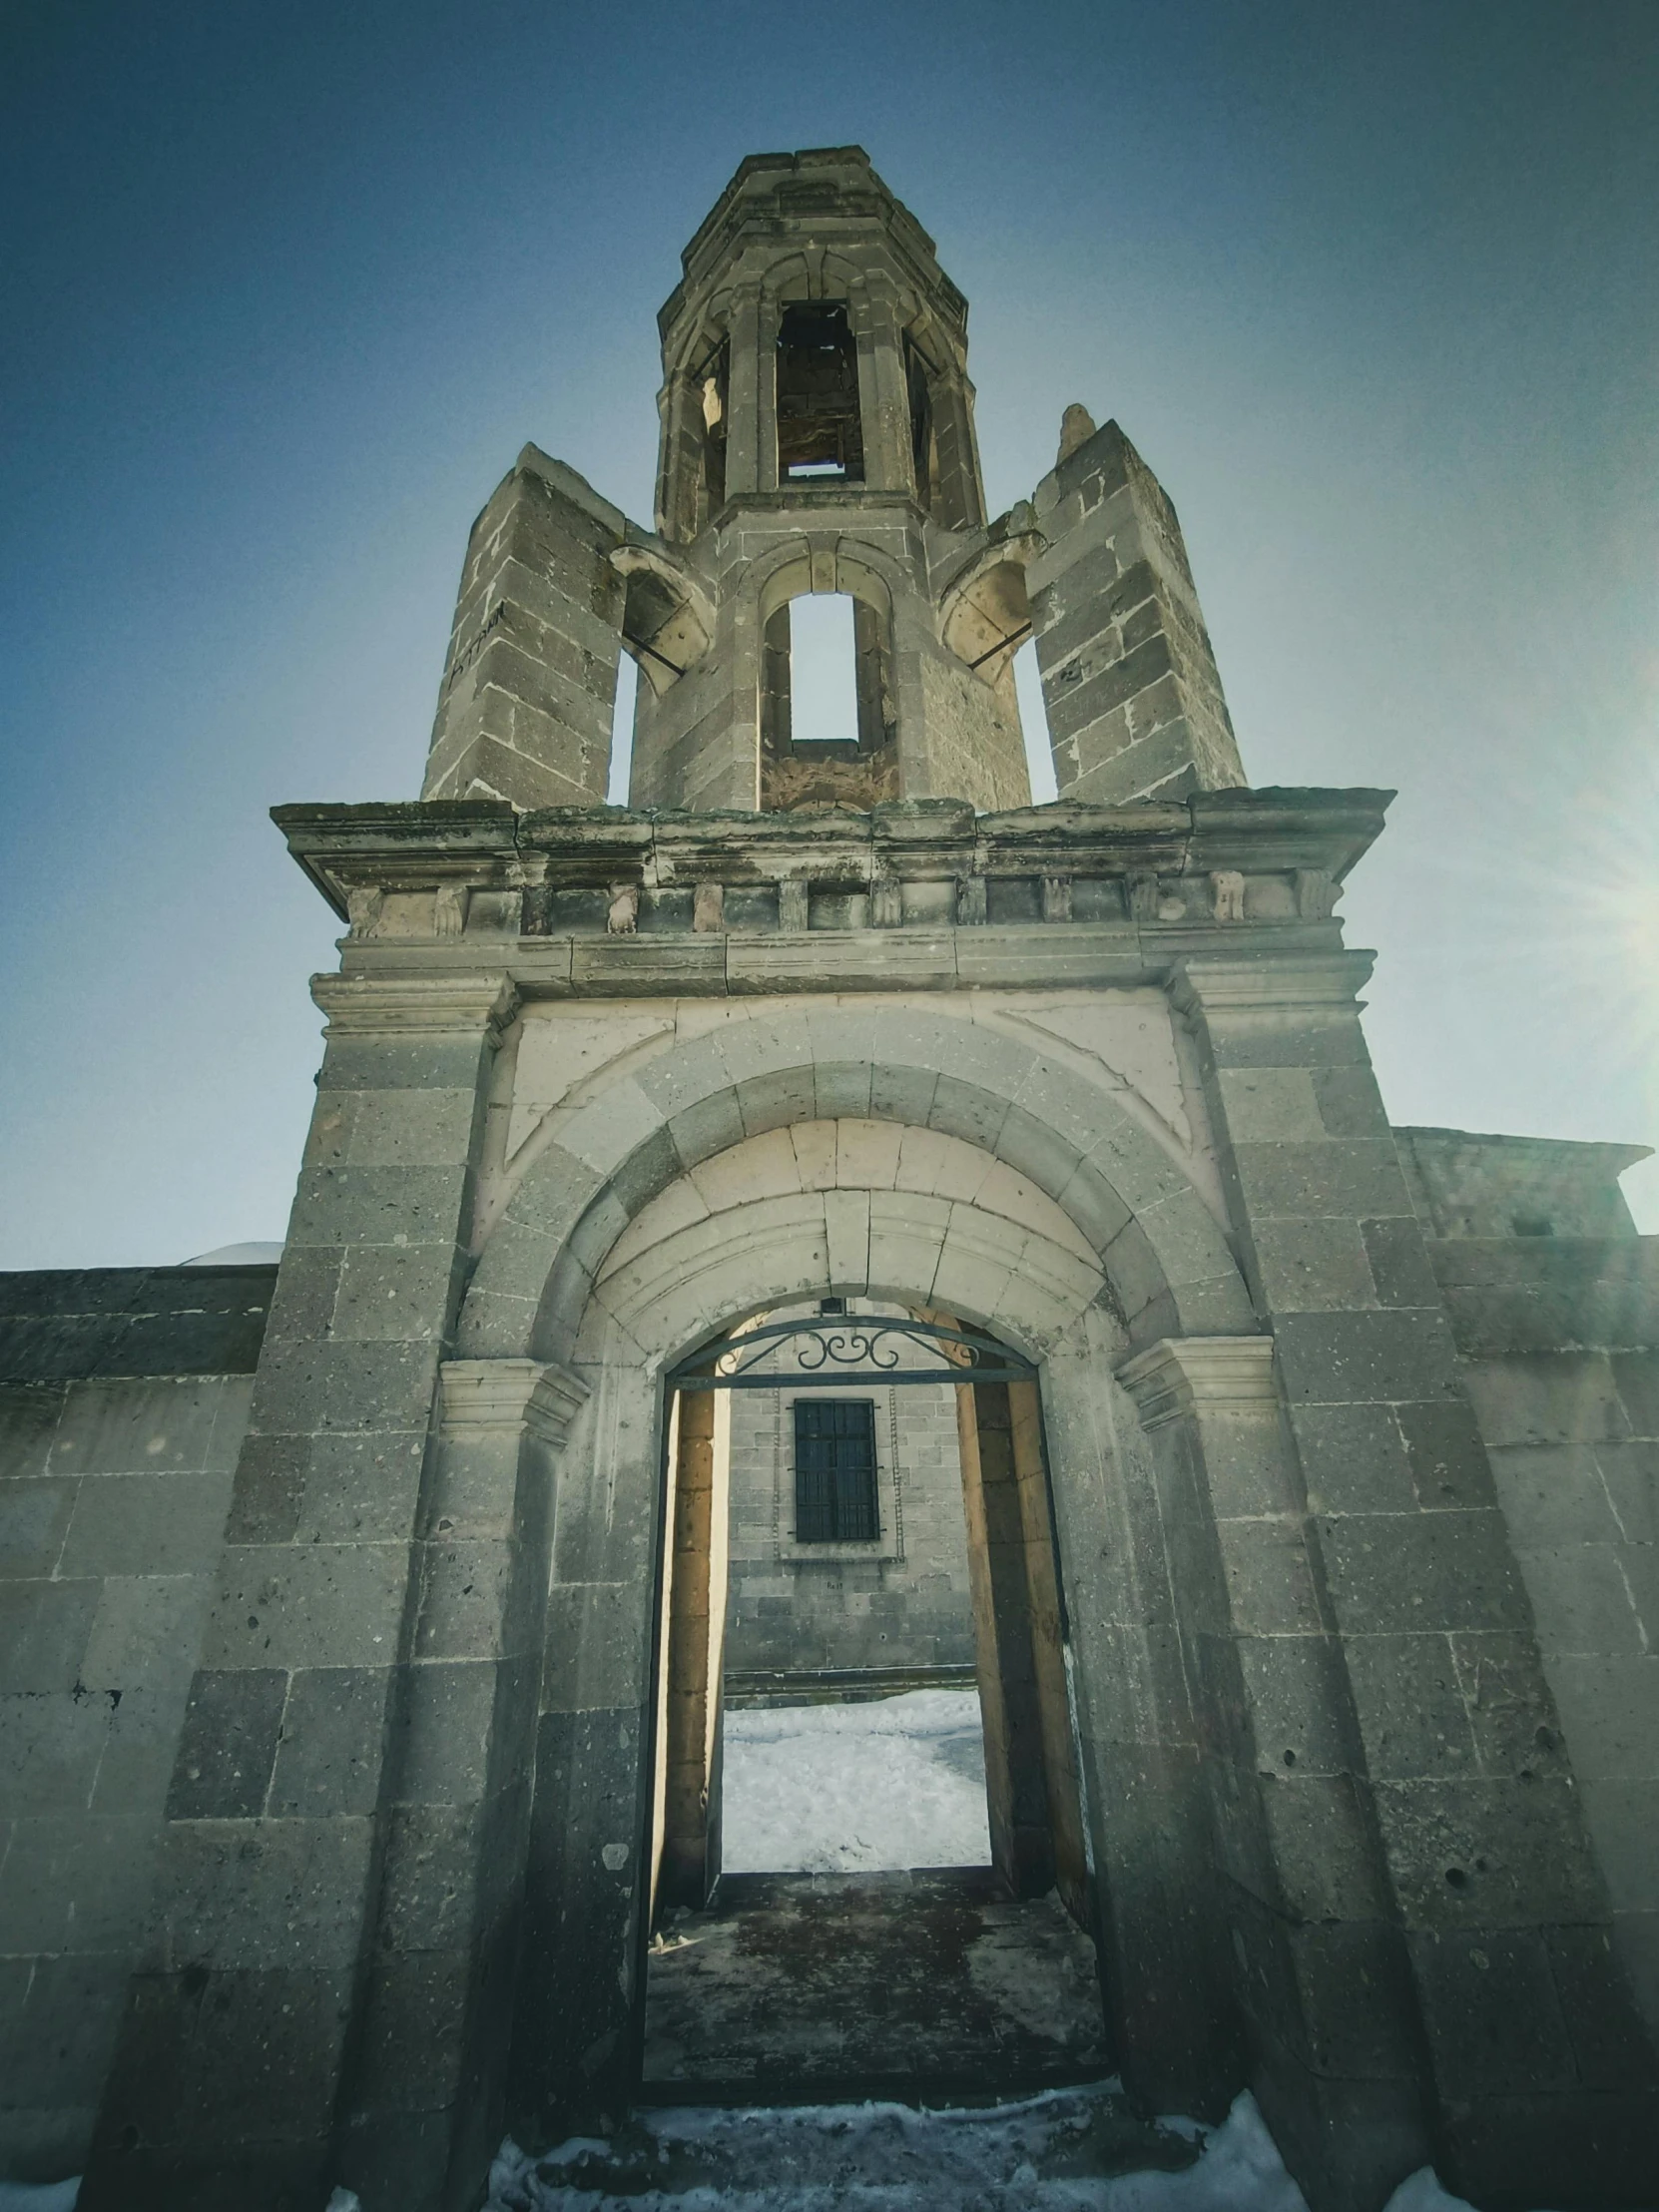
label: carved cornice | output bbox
[438,1358,589,1450]
[1116,1336,1277,1429]
[276,788,1391,919]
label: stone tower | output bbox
[420,146,1243,819]
[10,147,1645,2212]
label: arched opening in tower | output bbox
[760,590,896,809]
[776,301,863,482]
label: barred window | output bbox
[793,1398,879,1543]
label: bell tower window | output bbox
[760,589,896,809]
[776,302,863,482]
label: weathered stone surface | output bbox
[6,147,1656,2212]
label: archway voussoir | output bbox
[563,1187,633,1278]
[870,1063,940,1125]
[1133,1186,1239,1289]
[1011,1056,1138,1162]
[991,1264,1095,1354]
[1057,1158,1136,1254]
[813,1061,873,1120]
[735,1066,818,1137]
[556,1077,668,1182]
[1165,1273,1259,1339]
[499,1146,607,1239]
[928,1073,1011,1156]
[453,1286,539,1360]
[931,1245,1015,1329]
[1100,1217,1169,1330]
[632,1031,735,1119]
[992,1102,1085,1204]
[1084,1122,1194,1215]
[665,1089,747,1173]
[607,1122,683,1222]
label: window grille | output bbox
[794,1398,879,1542]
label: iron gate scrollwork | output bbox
[666,1316,1037,1390]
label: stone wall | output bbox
[722,1306,974,1686]
[0,1267,272,2179]
[1398,1130,1659,2042]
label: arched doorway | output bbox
[643,1301,1108,2100]
[466,1041,1256,2144]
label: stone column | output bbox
[421,445,626,811]
[1027,419,1243,805]
[1116,1335,1431,2209]
[723,285,764,498]
[929,370,984,532]
[81,974,515,2212]
[655,370,702,544]
[337,1356,586,2212]
[855,273,913,495]
[1175,950,1658,2207]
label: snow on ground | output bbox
[483,2086,1493,2212]
[721,1688,993,1874]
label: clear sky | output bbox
[2,0,1656,1266]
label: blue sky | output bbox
[2,0,1656,1264]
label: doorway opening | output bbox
[719,1302,992,1880]
[642,1303,1108,2102]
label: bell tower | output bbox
[419,145,1249,820]
[623,146,1031,813]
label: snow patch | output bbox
[482,2089,1558,2212]
[721,1688,992,1874]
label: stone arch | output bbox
[939,535,1043,687]
[496,1105,1248,2138]
[578,1119,1107,1373]
[458,1002,1252,1366]
[752,533,901,627]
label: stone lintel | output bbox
[439,1357,588,1450]
[1115,1336,1276,1429]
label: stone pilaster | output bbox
[723,285,764,498]
[855,272,915,496]
[1118,1335,1432,2210]
[337,1357,584,2211]
[929,369,984,532]
[1037,1316,1243,2120]
[81,974,517,2212]
[1028,419,1243,804]
[422,445,625,811]
[1174,952,1659,2207]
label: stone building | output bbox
[1,146,1656,2212]
[720,1300,976,1694]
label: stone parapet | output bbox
[0,1266,276,1383]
